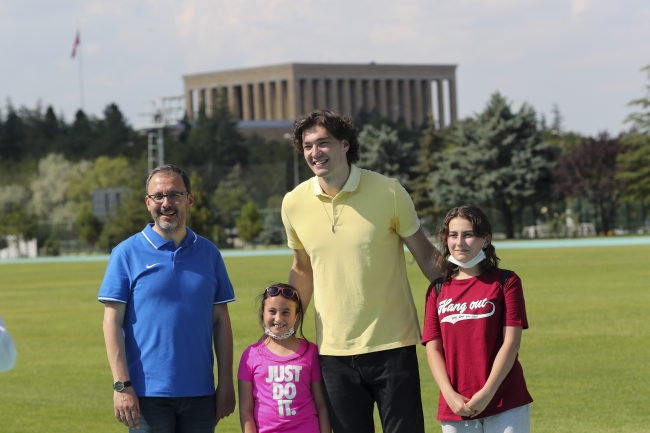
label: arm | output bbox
[466,326,523,417]
[103,302,140,429]
[288,248,314,311]
[213,303,236,423]
[238,380,257,433]
[402,226,441,283]
[311,381,332,433]
[425,339,473,417]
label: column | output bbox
[303,79,314,113]
[423,80,432,123]
[242,84,252,121]
[227,86,240,120]
[289,77,299,118]
[355,79,364,114]
[329,78,339,113]
[378,80,388,117]
[275,80,284,120]
[277,80,291,120]
[265,81,274,120]
[316,78,326,109]
[205,88,213,117]
[437,79,445,129]
[253,83,263,120]
[185,89,194,120]
[390,79,400,122]
[367,80,376,113]
[403,79,412,128]
[339,80,349,116]
[198,88,206,113]
[413,80,424,126]
[449,78,458,125]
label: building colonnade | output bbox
[184,63,458,129]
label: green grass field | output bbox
[1,245,649,432]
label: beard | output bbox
[151,205,187,235]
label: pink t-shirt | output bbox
[238,339,322,433]
[422,269,533,421]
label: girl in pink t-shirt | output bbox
[238,283,330,433]
[423,205,533,432]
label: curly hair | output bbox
[436,205,500,281]
[292,109,360,165]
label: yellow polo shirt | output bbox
[281,165,422,355]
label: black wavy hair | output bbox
[292,109,360,165]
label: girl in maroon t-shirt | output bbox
[422,205,533,432]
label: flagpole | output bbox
[77,22,85,110]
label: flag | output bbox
[71,31,80,59]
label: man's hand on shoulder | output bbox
[215,381,236,424]
[114,387,140,429]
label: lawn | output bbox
[0,245,648,432]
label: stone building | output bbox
[183,62,457,139]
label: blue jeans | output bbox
[132,395,216,433]
[320,345,425,433]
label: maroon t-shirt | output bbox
[421,269,533,421]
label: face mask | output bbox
[447,241,487,269]
[264,317,298,341]
[264,326,295,340]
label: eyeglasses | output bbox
[147,191,190,204]
[266,286,299,300]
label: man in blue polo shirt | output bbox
[99,165,236,432]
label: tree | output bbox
[99,189,151,250]
[76,204,103,248]
[357,124,419,189]
[411,116,449,220]
[93,104,133,158]
[553,134,626,233]
[211,164,252,231]
[0,104,26,161]
[182,98,249,167]
[258,210,285,246]
[30,153,92,221]
[236,201,263,244]
[67,156,131,203]
[185,171,215,239]
[66,110,97,160]
[0,204,38,256]
[617,63,650,204]
[430,93,556,238]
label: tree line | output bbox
[1,64,649,254]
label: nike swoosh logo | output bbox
[146,263,161,269]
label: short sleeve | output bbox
[212,250,235,304]
[393,180,420,238]
[503,272,529,329]
[98,246,132,303]
[237,346,254,382]
[309,343,322,382]
[421,282,442,344]
[281,196,304,250]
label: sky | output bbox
[1,0,649,136]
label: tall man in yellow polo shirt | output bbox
[281,109,440,433]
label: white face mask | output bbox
[447,240,487,269]
[264,316,299,341]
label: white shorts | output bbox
[441,404,530,433]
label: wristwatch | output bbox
[113,380,132,392]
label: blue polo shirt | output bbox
[98,224,235,397]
